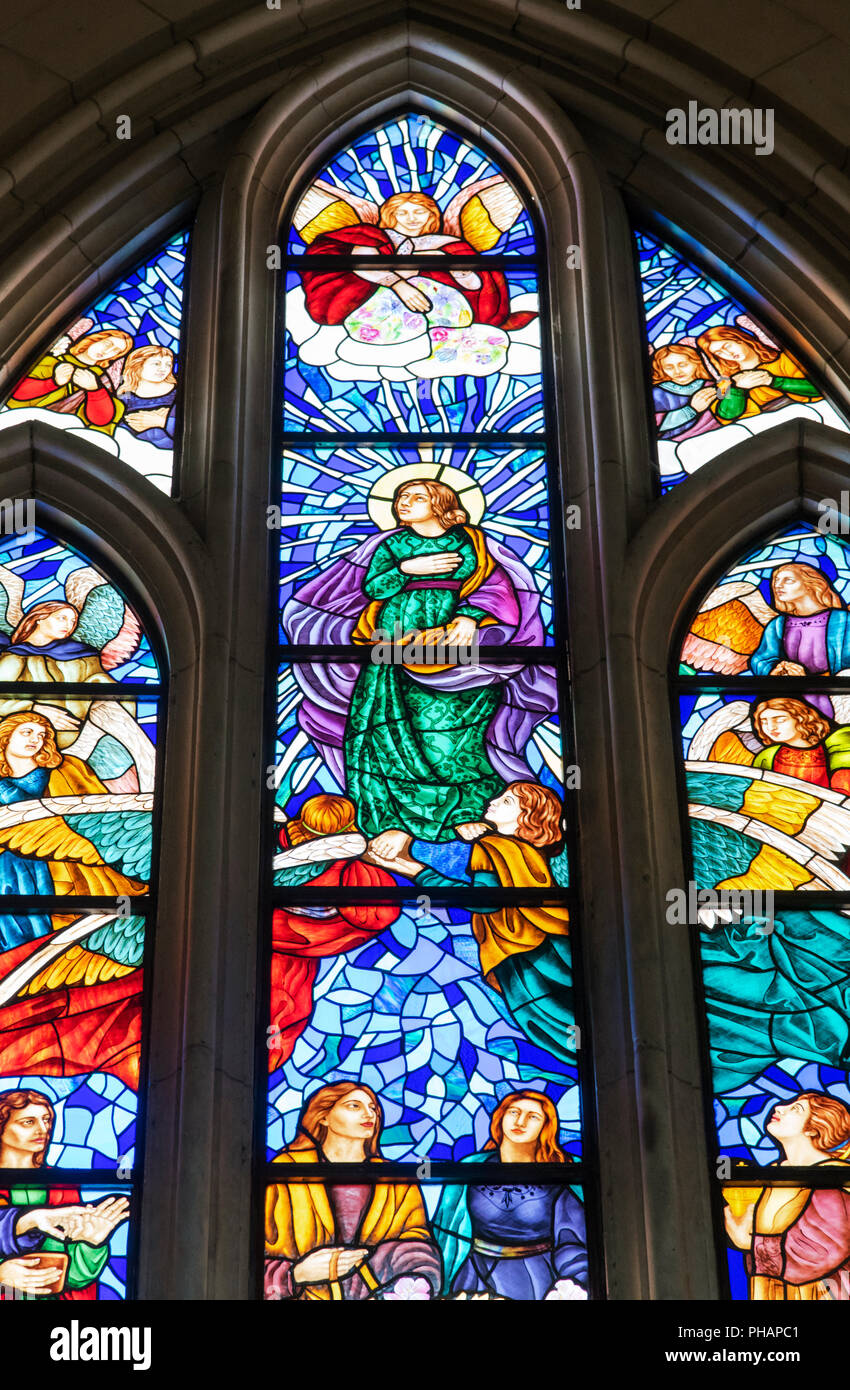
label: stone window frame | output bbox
[0,24,848,1300]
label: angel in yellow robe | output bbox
[264,1082,441,1301]
[0,712,147,953]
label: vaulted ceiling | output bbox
[1,0,847,387]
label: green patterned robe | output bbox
[345,527,505,840]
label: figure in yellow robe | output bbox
[264,1083,441,1301]
[0,712,147,952]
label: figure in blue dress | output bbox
[117,346,177,448]
[434,1090,588,1300]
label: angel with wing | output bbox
[0,562,143,737]
[291,178,536,380]
[0,709,151,952]
[682,561,850,705]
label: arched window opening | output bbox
[261,113,596,1302]
[676,522,850,1300]
[637,229,848,493]
[0,517,164,1301]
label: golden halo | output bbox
[367,462,486,530]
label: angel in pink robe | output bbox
[724,1091,850,1300]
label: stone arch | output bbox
[0,13,847,1298]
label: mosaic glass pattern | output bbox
[286,115,535,258]
[637,229,847,491]
[269,113,586,1300]
[0,523,162,1302]
[680,525,850,679]
[267,898,578,1164]
[0,1182,131,1300]
[0,524,158,683]
[675,525,850,1300]
[277,445,553,643]
[283,270,541,436]
[0,231,188,493]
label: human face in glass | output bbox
[390,200,434,237]
[1,1104,52,1162]
[142,351,173,383]
[6,722,47,760]
[395,485,435,526]
[36,606,78,641]
[663,351,700,385]
[501,1098,545,1147]
[325,1090,378,1143]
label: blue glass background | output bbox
[0,526,158,683]
[0,1073,137,1171]
[286,115,535,258]
[277,445,554,642]
[283,269,541,435]
[266,900,579,1162]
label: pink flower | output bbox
[431,328,449,342]
[358,327,379,342]
[383,1276,432,1300]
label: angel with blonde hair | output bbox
[291,175,536,381]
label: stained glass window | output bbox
[675,523,850,1300]
[0,520,163,1301]
[0,231,188,495]
[637,229,848,493]
[262,114,593,1301]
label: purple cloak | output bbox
[282,528,558,788]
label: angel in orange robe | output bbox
[0,712,147,953]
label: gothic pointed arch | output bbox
[260,109,598,1302]
[0,493,165,1299]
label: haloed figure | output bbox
[345,479,527,854]
[435,1090,588,1300]
[0,1089,129,1299]
[265,1081,442,1300]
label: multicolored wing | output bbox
[65,809,152,883]
[292,179,379,246]
[443,175,525,251]
[72,576,142,670]
[19,914,145,996]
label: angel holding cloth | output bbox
[292,179,536,381]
